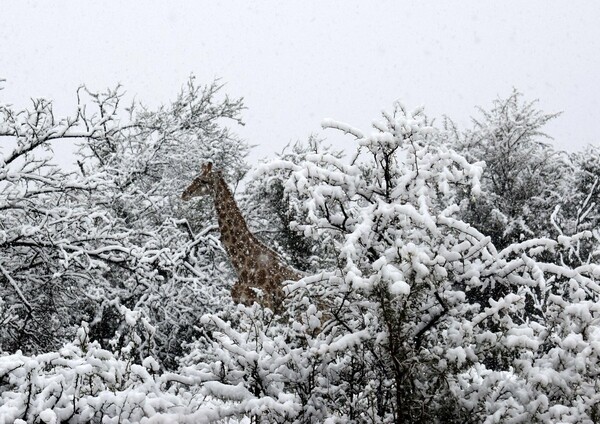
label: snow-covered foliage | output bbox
[75,78,250,368]
[448,90,569,248]
[2,82,600,423]
[244,103,485,421]
[234,102,600,422]
[551,144,600,266]
[0,79,247,368]
[0,319,289,423]
[242,136,340,273]
[0,321,166,423]
[0,93,138,354]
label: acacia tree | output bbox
[79,77,248,228]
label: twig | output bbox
[0,262,33,312]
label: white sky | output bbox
[1,1,599,167]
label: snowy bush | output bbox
[1,310,296,423]
[0,321,170,423]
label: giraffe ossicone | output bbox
[182,162,300,312]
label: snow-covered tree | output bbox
[550,144,600,266]
[76,78,250,368]
[0,92,140,354]
[447,90,569,248]
[79,77,248,229]
[0,78,249,369]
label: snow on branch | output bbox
[321,118,365,139]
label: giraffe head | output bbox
[181,162,215,201]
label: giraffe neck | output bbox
[211,174,262,271]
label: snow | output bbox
[38,409,58,424]
[2,84,600,423]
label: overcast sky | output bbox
[1,1,599,167]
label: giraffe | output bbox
[181,162,300,312]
